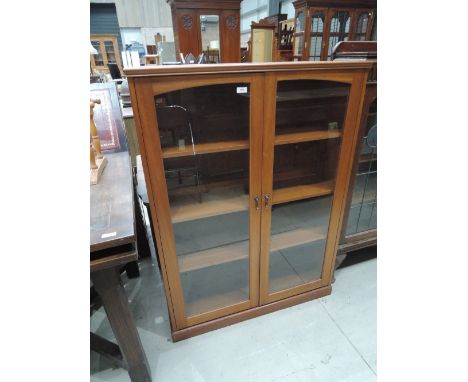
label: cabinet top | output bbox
[293,0,376,8]
[123,61,374,78]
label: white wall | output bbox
[280,0,296,19]
[240,0,269,47]
[91,0,174,47]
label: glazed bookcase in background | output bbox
[292,0,376,61]
[332,41,377,262]
[125,61,372,341]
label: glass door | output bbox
[260,77,352,303]
[151,77,263,327]
[346,99,377,235]
[325,9,352,60]
[292,9,306,60]
[308,9,326,61]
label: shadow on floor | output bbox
[338,245,377,269]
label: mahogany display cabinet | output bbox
[332,41,377,260]
[292,0,376,61]
[125,61,372,340]
[167,0,242,63]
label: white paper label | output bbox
[178,139,186,150]
[236,86,248,94]
[101,232,117,239]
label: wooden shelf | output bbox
[272,180,334,205]
[359,153,377,163]
[171,185,249,223]
[177,226,326,273]
[178,240,248,272]
[274,130,341,146]
[276,88,349,102]
[162,140,249,159]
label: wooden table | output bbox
[91,151,151,382]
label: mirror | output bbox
[200,15,220,63]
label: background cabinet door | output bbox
[307,9,327,61]
[259,74,364,304]
[143,76,263,328]
[324,9,353,60]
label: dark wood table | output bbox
[91,151,151,382]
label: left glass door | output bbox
[153,80,261,324]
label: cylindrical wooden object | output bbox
[90,98,103,159]
[90,143,97,169]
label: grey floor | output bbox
[90,254,376,382]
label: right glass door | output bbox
[263,79,351,300]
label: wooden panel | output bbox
[272,180,334,204]
[274,130,341,145]
[220,11,241,62]
[176,9,201,57]
[162,139,249,158]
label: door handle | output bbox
[264,194,270,208]
[254,195,259,210]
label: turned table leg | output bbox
[91,267,151,382]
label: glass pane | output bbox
[327,11,351,60]
[200,15,220,63]
[294,34,303,56]
[296,11,305,33]
[355,12,370,41]
[104,41,116,63]
[346,99,377,235]
[155,84,251,317]
[91,41,104,66]
[268,80,350,293]
[309,12,325,60]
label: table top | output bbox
[90,152,135,253]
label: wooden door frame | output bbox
[128,74,264,331]
[258,70,369,305]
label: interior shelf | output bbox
[272,180,334,205]
[177,226,326,273]
[162,140,249,159]
[276,87,349,102]
[171,185,249,223]
[274,130,341,146]
[359,153,377,163]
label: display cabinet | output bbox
[125,61,372,340]
[292,0,376,61]
[90,34,122,73]
[332,41,377,261]
[167,0,242,63]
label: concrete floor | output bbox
[91,253,376,382]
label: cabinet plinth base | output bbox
[171,285,332,342]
